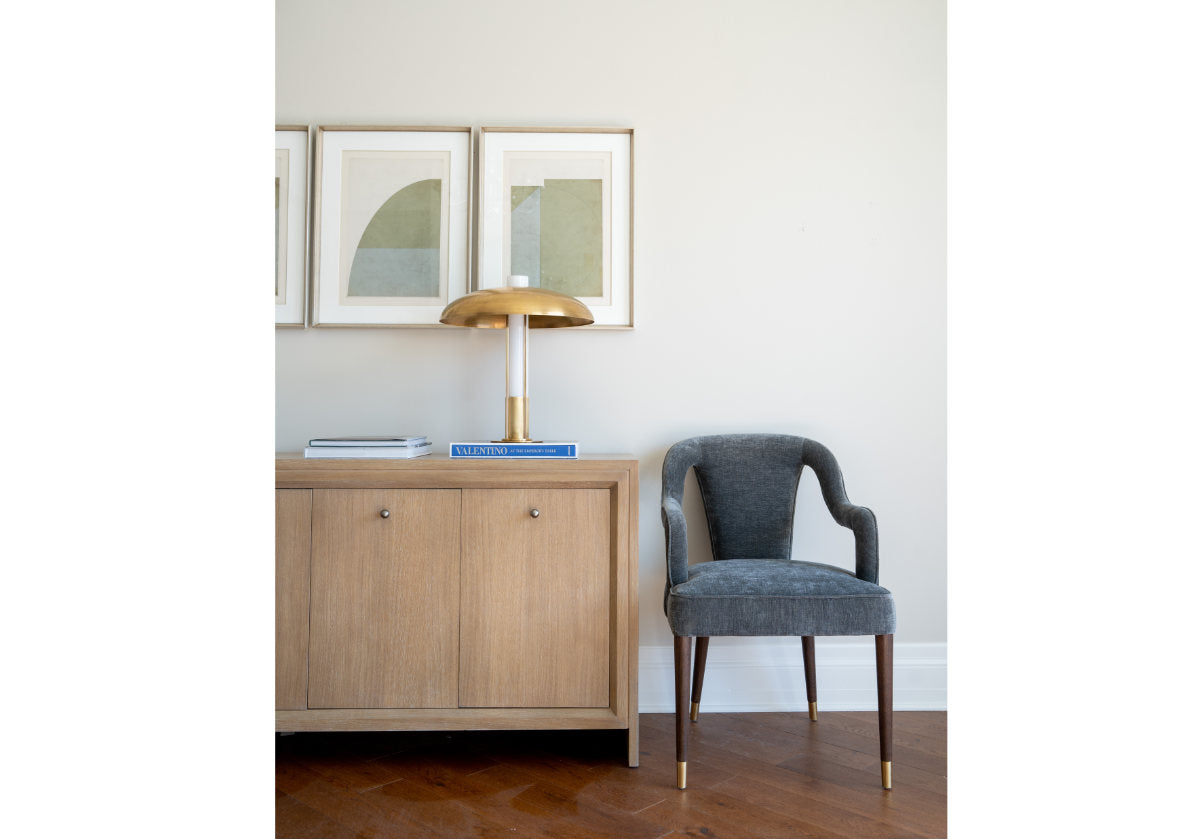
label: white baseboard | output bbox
[637,639,946,713]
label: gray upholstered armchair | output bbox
[661,434,896,790]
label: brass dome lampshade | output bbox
[440,275,593,443]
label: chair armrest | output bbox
[661,438,702,589]
[831,501,880,584]
[661,496,690,588]
[804,439,880,584]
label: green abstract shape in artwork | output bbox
[348,179,442,297]
[509,179,602,298]
[275,176,281,295]
[511,185,540,212]
[510,186,542,284]
[542,179,602,297]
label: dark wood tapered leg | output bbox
[875,633,894,790]
[674,635,692,789]
[801,635,817,721]
[690,636,710,722]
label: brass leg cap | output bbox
[808,701,818,721]
[881,760,892,790]
[690,701,699,722]
[677,761,687,789]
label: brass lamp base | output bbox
[496,396,536,443]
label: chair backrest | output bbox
[663,434,810,561]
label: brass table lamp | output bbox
[440,276,593,443]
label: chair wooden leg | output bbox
[875,633,894,790]
[690,636,709,722]
[801,635,817,720]
[674,635,692,789]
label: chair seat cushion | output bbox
[665,559,896,637]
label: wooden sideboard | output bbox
[275,454,640,767]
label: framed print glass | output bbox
[479,128,633,328]
[312,126,472,326]
[275,127,309,326]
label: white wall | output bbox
[277,0,946,708]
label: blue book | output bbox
[449,442,578,459]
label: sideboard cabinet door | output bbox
[460,488,611,708]
[308,489,461,709]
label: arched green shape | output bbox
[348,179,441,297]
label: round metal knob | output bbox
[380,509,390,519]
[530,508,540,518]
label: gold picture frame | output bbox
[275,126,310,327]
[478,127,633,328]
[311,126,473,327]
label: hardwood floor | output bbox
[276,711,946,838]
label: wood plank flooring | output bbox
[276,711,946,838]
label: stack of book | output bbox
[303,436,433,459]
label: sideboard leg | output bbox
[627,717,640,767]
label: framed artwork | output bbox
[312,126,472,326]
[275,127,309,326]
[478,128,633,328]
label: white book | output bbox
[304,443,434,459]
[307,435,428,447]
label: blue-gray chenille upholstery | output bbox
[661,434,895,638]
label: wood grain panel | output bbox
[612,467,639,765]
[626,464,640,763]
[276,490,311,710]
[276,706,624,731]
[275,454,635,489]
[308,489,460,709]
[460,488,610,708]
